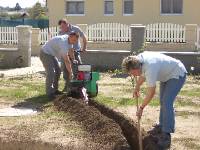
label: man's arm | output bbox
[81,35,87,52]
[136,86,156,118]
[141,86,156,108]
[62,53,73,80]
[68,48,75,60]
[75,26,87,52]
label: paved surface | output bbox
[0,107,38,117]
[0,57,44,77]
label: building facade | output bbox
[47,0,200,26]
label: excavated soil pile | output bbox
[55,95,159,150]
[89,100,159,150]
[54,95,130,150]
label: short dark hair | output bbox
[69,31,79,38]
[58,18,68,25]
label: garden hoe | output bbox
[131,76,143,150]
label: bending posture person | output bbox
[58,18,87,92]
[40,32,79,100]
[122,52,187,149]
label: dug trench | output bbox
[54,95,159,150]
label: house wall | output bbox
[48,0,200,26]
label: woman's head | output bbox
[122,56,142,76]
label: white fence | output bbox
[40,26,59,44]
[146,23,186,43]
[0,27,18,44]
[87,23,131,42]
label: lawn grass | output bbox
[95,94,160,108]
[0,73,199,108]
[96,73,200,108]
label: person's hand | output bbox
[133,86,140,98]
[73,60,78,64]
[69,73,73,80]
[136,106,144,119]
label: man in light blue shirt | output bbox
[58,19,87,92]
[122,52,187,149]
[40,32,79,100]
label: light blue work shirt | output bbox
[42,35,72,59]
[59,24,85,52]
[137,52,187,87]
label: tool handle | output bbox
[134,76,143,150]
[136,97,143,150]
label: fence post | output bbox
[31,28,41,56]
[185,24,198,50]
[16,25,32,67]
[130,25,146,54]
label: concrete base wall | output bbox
[145,42,197,52]
[27,42,198,57]
[0,44,17,49]
[163,52,200,74]
[87,42,131,51]
[81,50,131,70]
[0,48,21,69]
[81,50,200,73]
[32,45,41,56]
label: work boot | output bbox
[148,124,162,135]
[157,132,171,149]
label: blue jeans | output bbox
[159,74,186,133]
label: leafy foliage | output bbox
[28,2,48,19]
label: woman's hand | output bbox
[133,86,140,98]
[136,106,144,119]
[68,73,73,80]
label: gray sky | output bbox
[0,0,45,8]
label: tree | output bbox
[14,3,22,11]
[28,2,48,19]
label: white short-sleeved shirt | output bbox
[42,35,72,59]
[137,52,187,87]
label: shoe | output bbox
[157,132,171,149]
[148,124,162,135]
[54,90,63,95]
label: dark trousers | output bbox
[40,51,61,96]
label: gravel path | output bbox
[0,57,44,78]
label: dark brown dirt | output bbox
[54,95,130,150]
[54,95,159,150]
[89,100,159,150]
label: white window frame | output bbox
[123,0,134,16]
[104,0,114,16]
[65,0,85,16]
[160,0,183,16]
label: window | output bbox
[66,0,85,15]
[161,0,183,14]
[104,0,114,15]
[123,0,133,15]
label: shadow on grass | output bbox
[12,95,50,111]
